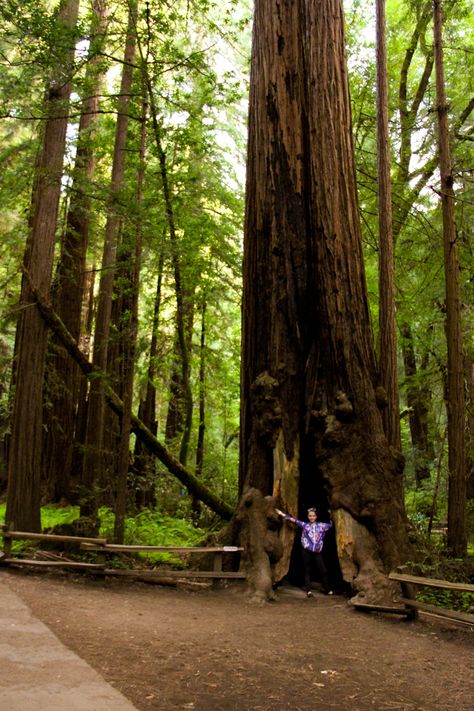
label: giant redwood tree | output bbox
[239,0,410,602]
[6,0,80,532]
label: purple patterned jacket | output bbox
[284,515,332,553]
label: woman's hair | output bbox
[307,507,317,515]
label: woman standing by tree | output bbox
[276,507,333,597]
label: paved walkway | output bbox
[0,578,137,711]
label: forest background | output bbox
[0,0,472,569]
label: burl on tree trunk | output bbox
[235,488,283,604]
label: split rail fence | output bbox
[387,570,474,627]
[353,568,474,628]
[0,524,245,585]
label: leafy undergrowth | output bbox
[407,537,474,613]
[0,503,207,570]
[98,507,205,568]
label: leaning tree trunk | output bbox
[28,276,235,521]
[240,0,409,603]
[5,0,80,532]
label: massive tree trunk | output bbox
[240,0,409,602]
[5,0,80,532]
[433,0,467,556]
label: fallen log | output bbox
[27,273,234,521]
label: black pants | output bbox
[301,548,330,593]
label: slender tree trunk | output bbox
[240,0,409,602]
[81,2,137,517]
[0,339,11,494]
[113,91,147,543]
[6,0,80,531]
[394,2,434,240]
[466,356,474,501]
[133,249,164,509]
[43,0,109,502]
[376,0,401,455]
[70,265,96,494]
[165,294,195,466]
[195,299,206,479]
[400,323,433,486]
[140,48,194,467]
[433,0,467,556]
[192,298,207,523]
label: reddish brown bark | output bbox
[6,0,80,532]
[240,0,409,601]
[42,0,109,502]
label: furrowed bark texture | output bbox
[43,0,109,502]
[6,0,80,531]
[240,0,409,601]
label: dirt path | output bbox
[3,569,473,711]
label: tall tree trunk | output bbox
[240,0,409,602]
[81,2,137,517]
[164,294,195,466]
[400,322,433,486]
[466,356,474,501]
[375,0,401,455]
[70,265,96,495]
[139,44,194,467]
[433,0,467,556]
[42,0,109,502]
[6,0,80,532]
[0,339,11,494]
[113,90,147,543]
[133,249,164,509]
[192,298,207,523]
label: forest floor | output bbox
[2,568,474,711]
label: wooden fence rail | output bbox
[0,525,246,583]
[353,569,474,628]
[387,571,474,626]
[80,541,246,580]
